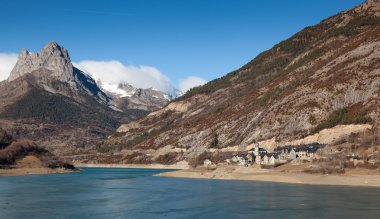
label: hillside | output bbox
[0,42,169,156]
[0,128,76,176]
[97,0,380,164]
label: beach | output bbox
[0,167,74,177]
[0,155,76,177]
[74,161,188,170]
[4,159,380,188]
[156,165,380,187]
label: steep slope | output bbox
[100,0,380,164]
[0,42,148,155]
[7,42,109,103]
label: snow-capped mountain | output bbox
[0,42,177,155]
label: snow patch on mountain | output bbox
[100,82,135,97]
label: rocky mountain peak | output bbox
[8,41,74,82]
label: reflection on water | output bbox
[0,168,379,219]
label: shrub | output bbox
[0,140,75,169]
[304,154,347,174]
[155,152,178,165]
[209,134,219,148]
[0,128,13,149]
[312,108,372,134]
[0,141,47,166]
[188,152,211,168]
[122,152,152,164]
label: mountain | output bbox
[0,42,171,156]
[100,82,173,111]
[98,0,380,164]
[6,42,110,105]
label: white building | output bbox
[262,155,269,165]
[204,159,213,167]
[288,149,297,160]
[255,155,262,164]
[270,155,277,165]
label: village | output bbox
[203,143,369,169]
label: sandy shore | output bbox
[74,162,188,170]
[0,167,75,177]
[156,165,380,187]
[0,155,77,177]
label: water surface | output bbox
[0,168,379,219]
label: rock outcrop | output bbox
[0,42,169,156]
[8,42,74,82]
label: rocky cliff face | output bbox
[0,42,170,156]
[8,42,73,82]
[99,0,380,164]
[7,42,109,104]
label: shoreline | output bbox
[74,162,187,170]
[0,167,76,177]
[156,166,380,188]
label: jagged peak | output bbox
[20,48,29,57]
[45,41,58,48]
[8,42,73,82]
[40,41,70,59]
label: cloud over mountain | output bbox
[0,53,18,81]
[179,76,207,92]
[0,53,204,95]
[73,60,177,94]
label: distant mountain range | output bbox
[0,42,178,155]
[100,0,380,164]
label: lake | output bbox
[0,168,379,219]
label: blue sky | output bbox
[0,0,365,92]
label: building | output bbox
[270,155,277,165]
[246,153,254,163]
[253,145,268,156]
[255,154,262,164]
[288,149,297,160]
[297,150,307,158]
[262,155,269,165]
[232,154,248,166]
[204,159,213,167]
[274,143,326,160]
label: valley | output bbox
[0,0,380,181]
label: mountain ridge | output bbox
[0,42,173,155]
[97,0,380,164]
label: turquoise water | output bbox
[0,168,379,219]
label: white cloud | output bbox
[0,54,185,96]
[73,60,177,94]
[179,76,207,92]
[0,53,18,81]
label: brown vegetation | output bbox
[0,128,13,149]
[100,1,380,165]
[187,152,233,168]
[304,154,347,174]
[0,128,75,170]
[0,140,75,169]
[155,152,179,165]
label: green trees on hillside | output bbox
[0,89,129,132]
[312,107,372,134]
